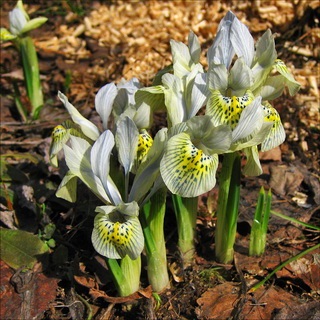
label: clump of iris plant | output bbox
[1,0,47,120]
[50,79,169,295]
[206,11,300,264]
[50,10,300,298]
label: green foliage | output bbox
[249,187,272,257]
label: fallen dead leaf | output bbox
[89,285,153,304]
[196,282,304,320]
[269,164,304,195]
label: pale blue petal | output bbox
[91,130,122,205]
[9,8,27,35]
[95,82,117,130]
[170,39,193,78]
[188,31,201,63]
[189,72,209,118]
[113,78,141,116]
[230,16,254,67]
[207,64,228,92]
[162,73,186,126]
[229,57,254,93]
[63,137,111,203]
[115,116,140,174]
[207,11,236,68]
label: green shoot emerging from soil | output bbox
[1,0,47,120]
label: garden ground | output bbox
[0,1,319,319]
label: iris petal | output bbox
[207,90,254,129]
[160,132,218,197]
[92,209,144,260]
[261,101,286,151]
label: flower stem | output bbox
[106,256,141,297]
[215,152,241,264]
[172,194,198,267]
[142,187,169,292]
[19,36,43,119]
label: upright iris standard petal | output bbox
[162,73,186,126]
[160,132,218,197]
[207,11,236,68]
[95,82,117,130]
[207,90,254,129]
[115,116,140,175]
[261,101,286,151]
[230,15,254,67]
[92,203,144,260]
[188,72,209,118]
[63,136,111,204]
[9,8,27,35]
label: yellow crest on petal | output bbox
[207,90,254,129]
[161,132,218,197]
[92,212,143,260]
[137,129,153,162]
[274,59,289,74]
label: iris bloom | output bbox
[50,81,167,259]
[52,113,166,259]
[60,130,143,260]
[206,11,300,176]
[50,77,154,166]
[0,0,47,40]
[160,116,232,197]
[137,31,209,127]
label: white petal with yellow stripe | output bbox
[160,132,218,197]
[92,202,144,260]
